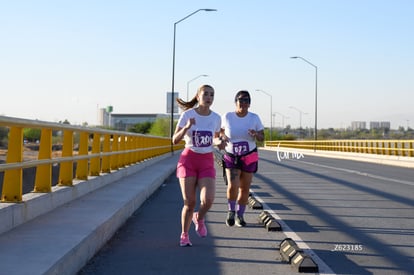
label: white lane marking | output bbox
[252,190,336,275]
[297,160,414,186]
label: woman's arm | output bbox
[172,117,194,144]
[213,130,227,150]
[248,129,265,142]
[255,130,265,142]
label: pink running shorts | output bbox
[176,148,216,179]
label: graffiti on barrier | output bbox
[275,143,305,162]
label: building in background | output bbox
[98,106,113,127]
[351,121,391,131]
[111,113,171,131]
[370,121,391,130]
[98,107,172,131]
[351,121,366,130]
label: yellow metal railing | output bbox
[0,115,184,203]
[265,139,414,157]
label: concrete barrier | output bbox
[0,153,179,275]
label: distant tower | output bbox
[98,106,113,127]
[106,106,113,127]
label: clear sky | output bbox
[1,0,413,130]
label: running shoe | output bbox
[179,232,192,247]
[226,211,235,227]
[235,215,247,227]
[192,212,207,237]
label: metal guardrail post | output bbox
[101,134,111,173]
[1,126,23,202]
[90,133,101,176]
[127,136,134,165]
[135,136,143,162]
[119,135,126,168]
[76,132,89,180]
[59,130,74,186]
[134,136,141,162]
[394,141,398,156]
[111,134,119,171]
[34,128,52,193]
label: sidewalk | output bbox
[0,154,180,275]
[78,162,307,275]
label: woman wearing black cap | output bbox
[220,90,264,227]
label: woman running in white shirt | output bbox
[220,90,264,227]
[172,84,225,246]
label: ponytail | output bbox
[176,84,214,111]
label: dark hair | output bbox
[234,90,251,104]
[176,84,214,111]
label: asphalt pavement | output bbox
[78,161,308,275]
[78,148,414,275]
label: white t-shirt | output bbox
[221,112,264,155]
[177,108,221,154]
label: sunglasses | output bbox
[237,97,250,103]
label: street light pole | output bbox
[255,89,273,140]
[274,112,289,129]
[289,106,308,129]
[186,74,208,101]
[170,9,217,153]
[290,56,318,150]
[289,106,308,139]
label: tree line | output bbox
[1,118,413,148]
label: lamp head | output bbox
[290,56,298,59]
[203,9,217,12]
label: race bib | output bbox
[193,131,213,147]
[233,141,249,156]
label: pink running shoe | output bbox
[192,212,207,237]
[179,232,192,247]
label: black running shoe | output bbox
[235,215,246,227]
[226,211,235,226]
